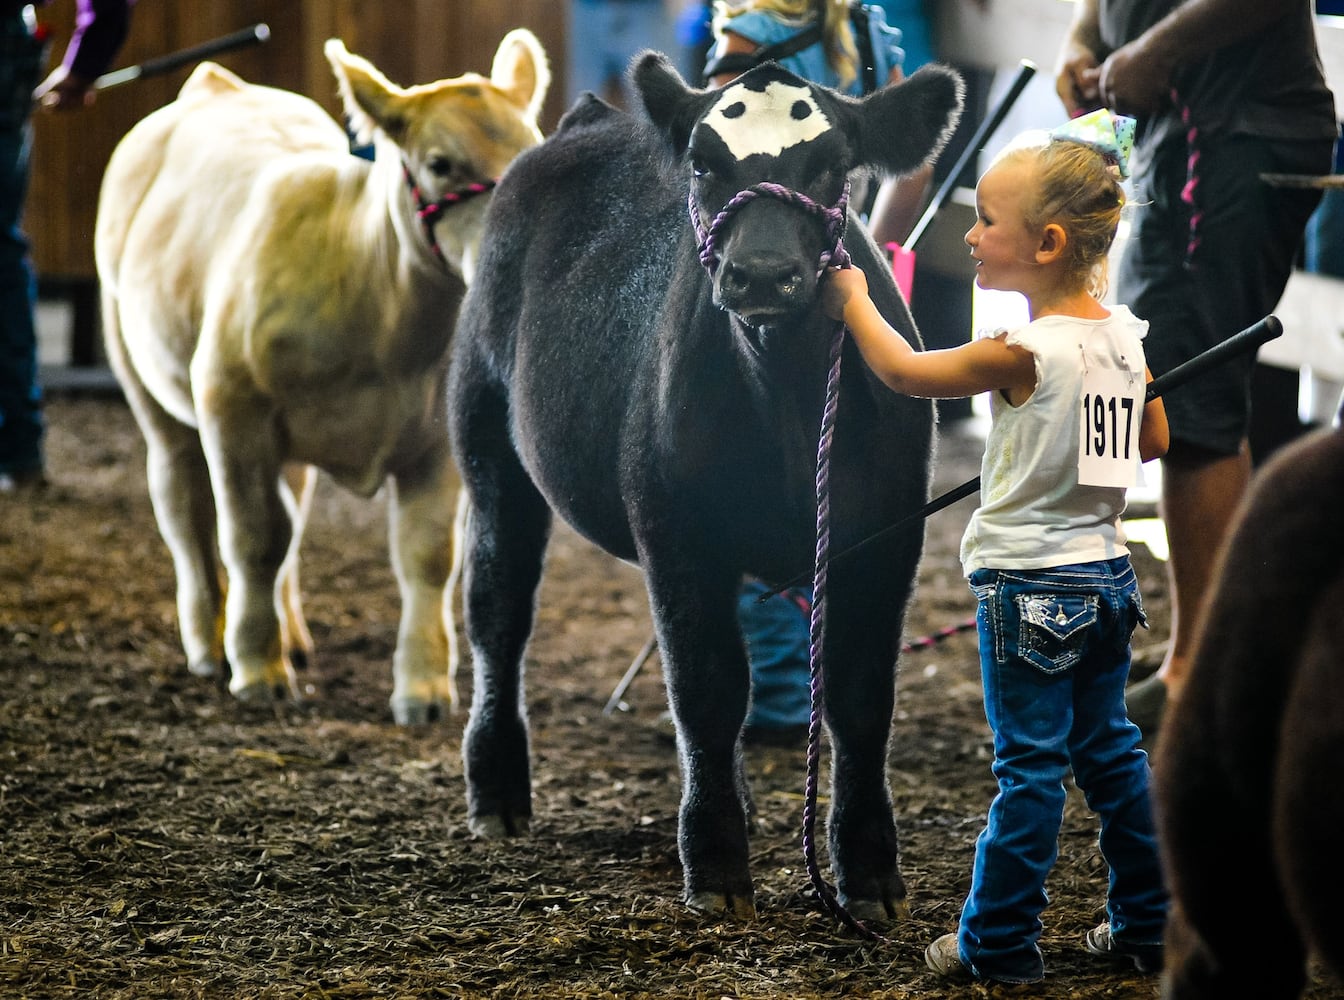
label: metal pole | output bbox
[761,313,1285,599]
[902,59,1037,251]
[94,23,271,91]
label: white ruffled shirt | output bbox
[960,306,1149,576]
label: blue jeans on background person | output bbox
[1304,134,1344,278]
[957,558,1167,984]
[567,0,682,110]
[739,579,813,733]
[0,10,46,483]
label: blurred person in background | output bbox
[1,0,134,493]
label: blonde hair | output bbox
[994,132,1127,298]
[711,0,860,89]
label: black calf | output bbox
[449,52,962,918]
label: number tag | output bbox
[1078,367,1141,488]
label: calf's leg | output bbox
[820,560,909,922]
[387,439,461,724]
[143,422,225,680]
[195,380,300,702]
[277,462,316,673]
[1159,754,1308,999]
[1157,626,1307,999]
[457,410,552,837]
[645,562,755,918]
[1274,574,1344,985]
[103,310,224,679]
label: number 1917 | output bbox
[1082,393,1134,460]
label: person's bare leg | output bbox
[1156,440,1253,697]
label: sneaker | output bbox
[741,721,809,748]
[1085,921,1163,974]
[925,933,1040,993]
[925,933,969,978]
[0,467,47,495]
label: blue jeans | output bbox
[566,0,681,109]
[739,580,813,730]
[1304,135,1344,278]
[958,559,1167,984]
[0,11,45,478]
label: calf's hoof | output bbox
[469,812,532,839]
[391,695,449,726]
[188,656,223,680]
[231,677,302,705]
[838,894,909,924]
[686,890,757,920]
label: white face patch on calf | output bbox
[704,80,829,160]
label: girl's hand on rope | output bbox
[821,264,867,323]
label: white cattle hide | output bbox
[94,31,549,723]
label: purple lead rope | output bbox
[690,178,888,940]
[801,312,893,943]
[801,242,893,943]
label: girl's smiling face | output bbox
[963,157,1044,295]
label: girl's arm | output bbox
[822,266,1036,400]
[1139,366,1169,463]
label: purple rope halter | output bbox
[690,179,887,940]
[689,180,852,276]
[401,159,497,264]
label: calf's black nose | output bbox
[719,258,807,306]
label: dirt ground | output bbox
[2,394,1339,1000]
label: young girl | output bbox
[823,111,1170,988]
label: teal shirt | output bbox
[714,7,904,96]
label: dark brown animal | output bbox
[1155,423,1344,998]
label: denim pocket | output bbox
[1010,592,1098,675]
[1128,590,1149,634]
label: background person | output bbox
[1054,0,1337,741]
[567,0,684,110]
[0,0,133,494]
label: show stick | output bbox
[93,23,270,90]
[760,313,1284,600]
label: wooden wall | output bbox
[27,1,569,281]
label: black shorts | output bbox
[1117,131,1333,455]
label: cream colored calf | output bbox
[94,32,549,723]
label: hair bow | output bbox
[1050,109,1137,179]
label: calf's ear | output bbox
[325,39,408,146]
[632,49,717,156]
[851,64,964,179]
[491,28,551,123]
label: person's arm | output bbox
[866,162,933,246]
[1055,0,1106,117]
[1139,367,1170,463]
[1099,0,1296,114]
[34,0,134,110]
[708,28,758,87]
[823,265,1035,399]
